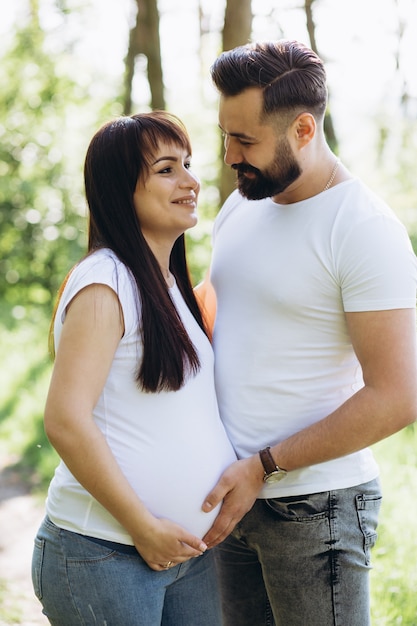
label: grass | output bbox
[1,308,416,624]
[371,426,417,625]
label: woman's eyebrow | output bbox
[152,154,191,165]
[152,156,177,165]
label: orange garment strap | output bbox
[194,271,217,342]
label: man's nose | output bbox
[223,136,242,166]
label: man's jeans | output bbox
[32,516,222,625]
[214,478,382,626]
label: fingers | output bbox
[204,505,240,548]
[147,560,177,572]
[202,475,232,513]
[134,519,208,569]
[154,559,177,572]
[147,545,207,572]
[183,534,208,555]
[203,518,235,548]
[202,490,222,513]
[176,527,208,558]
[202,457,264,547]
[202,484,239,544]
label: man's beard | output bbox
[233,137,301,200]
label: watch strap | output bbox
[259,446,279,475]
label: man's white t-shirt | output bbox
[211,179,417,498]
[46,249,236,543]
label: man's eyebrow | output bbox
[218,124,256,141]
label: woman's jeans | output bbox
[32,516,222,625]
[214,478,382,626]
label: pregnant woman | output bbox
[31,111,236,626]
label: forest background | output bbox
[1,0,417,624]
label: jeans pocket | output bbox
[32,537,45,600]
[265,491,329,522]
[356,493,382,566]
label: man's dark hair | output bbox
[211,40,328,122]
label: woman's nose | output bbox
[181,169,200,191]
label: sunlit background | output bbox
[3,0,417,245]
[3,0,417,164]
[1,2,417,624]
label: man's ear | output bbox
[292,112,316,147]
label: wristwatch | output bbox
[259,447,287,484]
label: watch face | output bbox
[264,470,286,484]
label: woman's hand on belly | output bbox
[132,516,208,571]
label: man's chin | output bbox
[237,181,272,201]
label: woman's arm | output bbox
[45,284,207,570]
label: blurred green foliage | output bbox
[0,9,87,311]
[0,6,219,318]
[1,3,417,623]
[0,4,130,318]
[2,2,417,318]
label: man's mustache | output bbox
[231,163,261,176]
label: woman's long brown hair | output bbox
[49,111,207,392]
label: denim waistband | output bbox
[45,516,138,555]
[80,534,138,555]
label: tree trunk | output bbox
[123,0,165,114]
[304,0,338,152]
[218,0,253,205]
[223,0,252,51]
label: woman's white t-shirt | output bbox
[46,249,236,543]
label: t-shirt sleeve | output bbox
[338,213,417,312]
[55,251,138,347]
